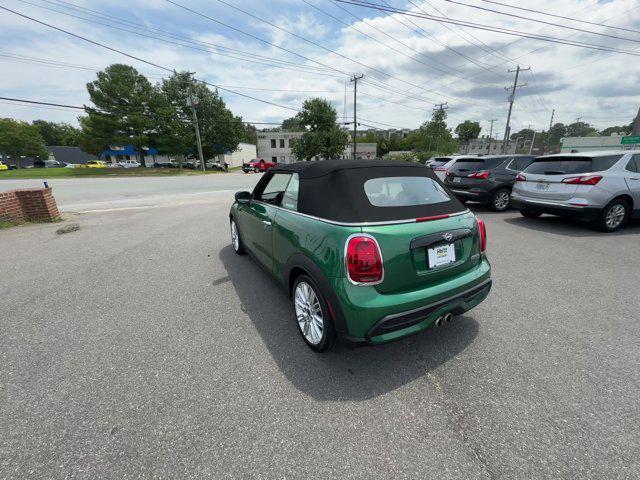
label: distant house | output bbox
[101,145,170,166]
[0,146,97,167]
[48,146,98,164]
[211,142,257,168]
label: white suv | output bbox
[117,159,141,168]
[511,150,640,231]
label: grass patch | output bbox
[0,216,64,229]
[0,167,224,180]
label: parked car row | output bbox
[429,150,640,232]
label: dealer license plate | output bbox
[536,182,549,190]
[453,177,462,183]
[428,243,456,269]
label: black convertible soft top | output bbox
[269,160,465,223]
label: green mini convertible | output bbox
[230,160,491,351]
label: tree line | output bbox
[1,62,637,167]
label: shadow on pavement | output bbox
[464,203,640,237]
[220,245,478,401]
[503,214,640,237]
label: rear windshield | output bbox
[364,176,451,207]
[430,160,448,167]
[524,155,623,175]
[449,157,505,174]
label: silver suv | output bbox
[511,151,640,232]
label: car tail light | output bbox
[561,175,603,185]
[346,235,383,284]
[477,219,487,253]
[515,173,526,182]
[468,171,490,179]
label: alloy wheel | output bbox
[231,221,240,251]
[605,203,626,230]
[294,281,324,345]
[493,191,510,211]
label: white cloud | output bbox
[0,0,639,133]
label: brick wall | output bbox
[0,188,60,224]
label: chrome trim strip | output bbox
[451,189,480,196]
[514,198,584,208]
[250,200,471,226]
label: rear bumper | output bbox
[365,278,491,341]
[334,258,491,344]
[510,197,601,220]
[448,188,491,203]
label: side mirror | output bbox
[235,191,251,204]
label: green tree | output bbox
[32,120,81,146]
[417,108,456,154]
[510,128,535,141]
[454,120,481,142]
[600,125,631,136]
[547,123,567,146]
[0,118,48,168]
[81,64,160,166]
[281,116,303,131]
[566,121,597,137]
[356,131,389,155]
[241,123,258,145]
[291,98,348,161]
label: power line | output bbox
[334,0,640,57]
[181,0,467,103]
[0,96,358,126]
[305,0,467,83]
[0,6,300,113]
[443,0,640,45]
[476,0,640,35]
[13,0,343,79]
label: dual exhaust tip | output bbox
[435,312,453,327]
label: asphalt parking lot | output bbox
[1,185,639,479]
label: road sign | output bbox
[620,135,640,145]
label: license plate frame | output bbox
[453,177,462,183]
[427,243,456,269]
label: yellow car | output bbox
[80,160,107,168]
[0,162,8,171]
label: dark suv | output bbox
[444,155,535,211]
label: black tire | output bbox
[254,167,259,173]
[230,218,246,255]
[520,209,542,219]
[593,199,629,232]
[243,170,248,174]
[489,188,511,212]
[291,275,336,352]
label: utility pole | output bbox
[546,108,555,154]
[433,102,448,152]
[529,130,537,155]
[488,118,497,154]
[187,94,206,172]
[502,65,529,153]
[350,74,363,160]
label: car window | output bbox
[524,155,623,175]
[626,155,639,173]
[506,156,534,171]
[364,176,451,207]
[449,158,503,173]
[256,173,292,205]
[281,173,299,211]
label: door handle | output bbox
[262,220,272,226]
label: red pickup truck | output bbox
[242,159,276,173]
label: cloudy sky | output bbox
[1,0,639,138]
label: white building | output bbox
[257,130,377,163]
[211,142,257,168]
[560,134,640,153]
[458,137,518,155]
